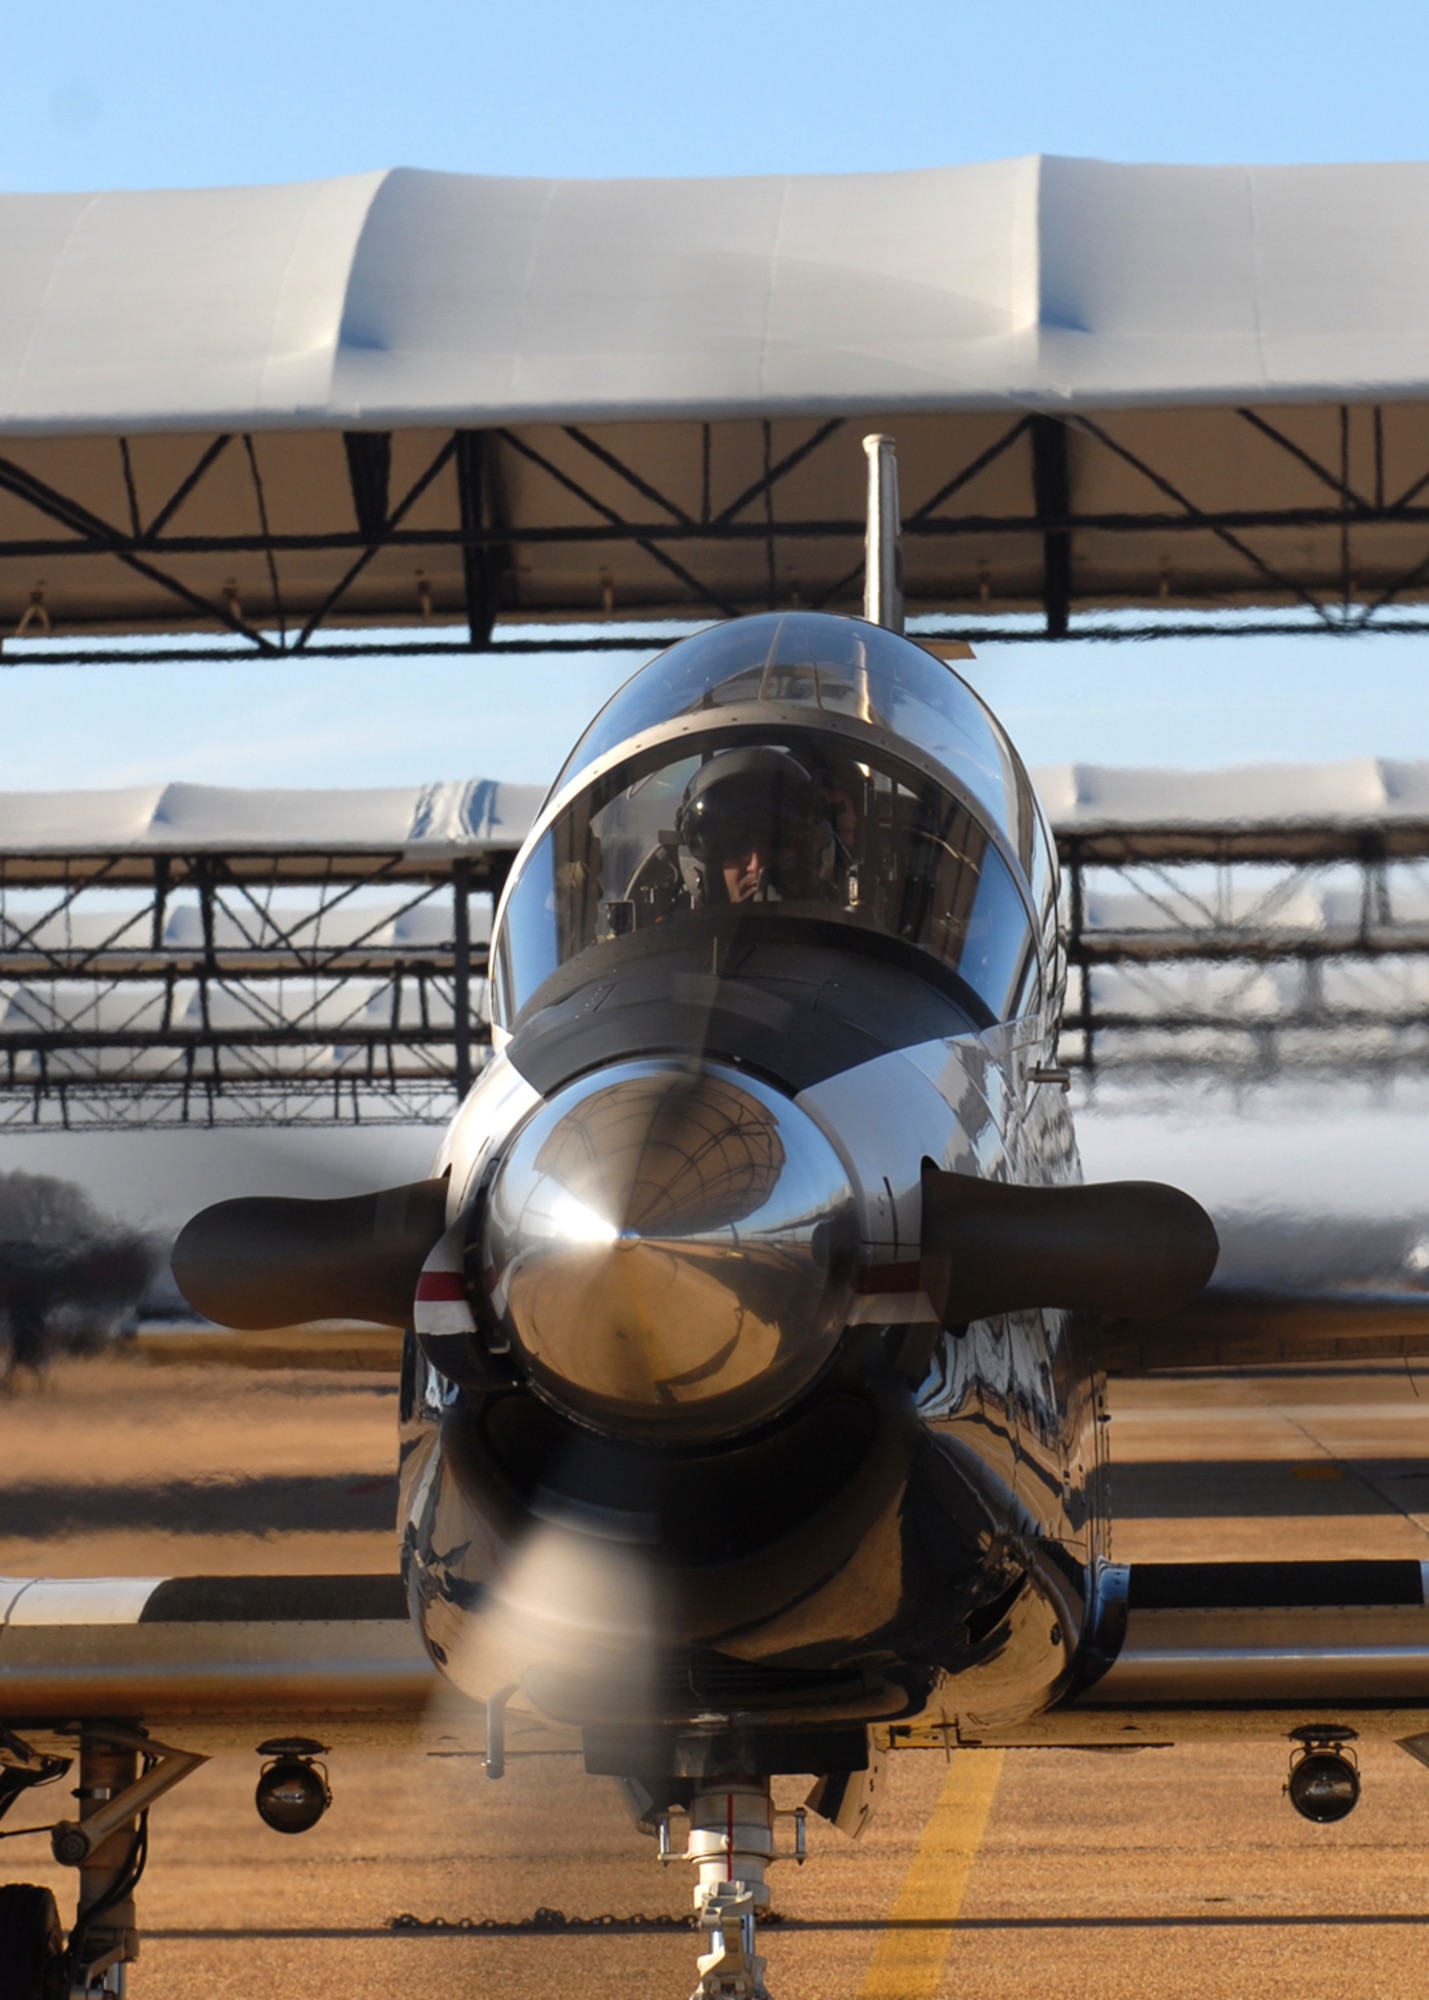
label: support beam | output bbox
[4,404,1429,650]
[452,856,473,1100]
[862,434,904,633]
[342,432,393,538]
[455,431,505,647]
[1031,416,1072,638]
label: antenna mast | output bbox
[862,433,904,633]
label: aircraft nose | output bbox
[483,1059,857,1438]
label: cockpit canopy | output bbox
[494,614,1058,1033]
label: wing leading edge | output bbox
[0,1574,570,1756]
[1089,1287,1429,1374]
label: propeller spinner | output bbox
[482,1059,858,1439]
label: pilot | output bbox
[675,747,837,905]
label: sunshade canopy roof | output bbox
[3,158,1429,643]
[1040,758,1429,861]
[0,760,1422,874]
[0,778,543,884]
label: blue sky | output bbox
[4,0,1429,793]
[4,629,1429,792]
[9,0,1429,192]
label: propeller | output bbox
[919,1164,1218,1325]
[170,1179,449,1330]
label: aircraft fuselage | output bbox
[396,612,1112,1774]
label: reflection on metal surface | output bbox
[0,1609,437,1721]
[1084,1607,1429,1702]
[484,1060,856,1437]
[1078,1562,1429,1703]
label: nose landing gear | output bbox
[687,1780,775,2000]
[659,1777,806,2000]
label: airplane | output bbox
[7,440,1429,2000]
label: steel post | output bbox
[453,856,473,1100]
[862,434,904,633]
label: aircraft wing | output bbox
[1073,1201,1429,1371]
[0,1574,564,1757]
[1091,1285,1429,1374]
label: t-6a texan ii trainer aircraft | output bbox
[13,454,1429,1998]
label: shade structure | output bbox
[0,777,543,884]
[0,759,1423,874]
[4,157,1429,645]
[0,760,1426,1127]
[1037,758,1429,860]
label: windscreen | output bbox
[495,725,1039,1030]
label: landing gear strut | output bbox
[1,1723,205,1996]
[686,1779,775,2000]
[59,1734,148,1997]
[659,1776,805,2000]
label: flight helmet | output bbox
[675,747,834,901]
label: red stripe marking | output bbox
[415,1271,466,1302]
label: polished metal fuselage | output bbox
[398,977,1104,1747]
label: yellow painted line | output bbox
[857,1749,1005,2000]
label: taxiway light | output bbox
[255,1738,332,1835]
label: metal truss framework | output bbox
[7,814,1429,1126]
[8,404,1429,658]
[0,844,511,1129]
[1059,817,1429,1076]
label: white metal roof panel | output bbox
[6,159,1429,634]
[4,159,1429,433]
[1035,759,1429,830]
[0,762,1424,866]
[0,778,543,856]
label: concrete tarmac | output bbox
[5,1349,1429,1999]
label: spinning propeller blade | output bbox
[171,1179,449,1329]
[919,1165,1218,1324]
